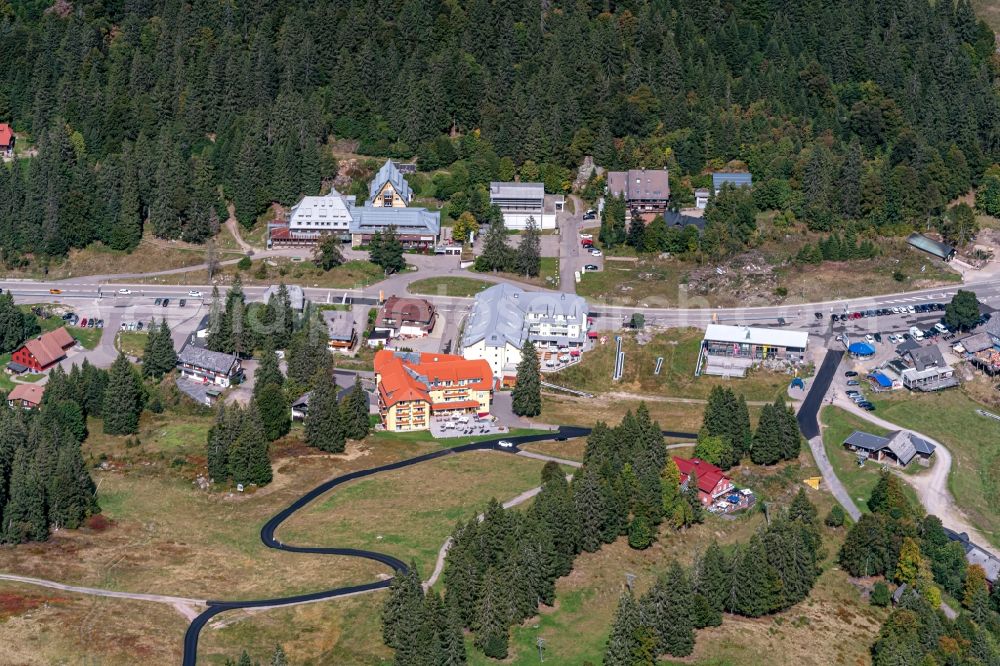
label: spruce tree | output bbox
[102,353,144,435]
[514,216,541,276]
[382,564,424,650]
[253,341,284,399]
[304,372,345,453]
[3,446,47,543]
[476,216,512,272]
[269,645,287,666]
[341,376,370,440]
[727,534,782,617]
[255,382,290,442]
[642,561,695,657]
[207,403,240,483]
[473,566,510,659]
[511,339,541,417]
[228,404,272,487]
[750,402,781,465]
[604,588,643,666]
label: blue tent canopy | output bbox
[848,342,876,356]
[869,372,892,388]
[790,377,805,390]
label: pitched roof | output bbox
[348,206,440,236]
[843,430,935,462]
[461,283,589,350]
[324,311,355,341]
[22,327,75,367]
[673,457,729,495]
[8,383,44,405]
[606,169,671,202]
[177,345,239,375]
[960,332,994,353]
[376,296,435,328]
[712,172,752,191]
[374,350,492,408]
[908,345,946,372]
[885,431,917,466]
[368,159,413,204]
[843,430,889,452]
[703,324,809,350]
[288,189,355,228]
[906,232,955,260]
[0,123,12,146]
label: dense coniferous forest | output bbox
[0,0,996,265]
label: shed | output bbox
[869,372,892,388]
[907,233,955,262]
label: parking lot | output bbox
[829,301,989,344]
[428,414,509,439]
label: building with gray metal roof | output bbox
[842,429,936,467]
[460,284,589,378]
[367,159,413,207]
[349,206,440,248]
[712,172,753,193]
[906,233,955,261]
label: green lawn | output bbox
[279,451,555,576]
[867,389,1000,549]
[554,328,793,402]
[116,331,148,356]
[67,325,102,350]
[18,373,44,383]
[819,406,919,512]
[408,276,493,298]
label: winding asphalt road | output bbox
[178,424,700,664]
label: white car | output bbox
[891,307,900,314]
[498,440,514,449]
[907,305,916,314]
[589,249,603,257]
[188,290,203,298]
[117,288,132,295]
[865,334,875,343]
[579,233,593,240]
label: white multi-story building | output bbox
[489,182,561,230]
[460,284,589,380]
[284,189,355,241]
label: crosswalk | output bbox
[878,292,956,305]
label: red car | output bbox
[581,239,593,247]
[80,318,87,327]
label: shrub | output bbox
[825,505,846,527]
[237,256,252,271]
[870,581,890,607]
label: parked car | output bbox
[831,314,840,322]
[814,312,824,319]
[96,319,104,328]
[860,403,876,411]
[498,440,514,449]
[179,299,186,307]
[865,334,875,343]
[906,305,916,314]
[61,312,75,321]
[87,319,96,328]
[161,298,169,307]
[582,212,596,220]
[589,249,603,257]
[80,318,87,327]
[188,290,202,298]
[934,322,948,333]
[847,380,860,386]
[136,321,144,331]
[845,371,858,377]
[118,288,132,295]
[584,264,599,271]
[154,298,162,306]
[874,333,882,343]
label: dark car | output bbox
[582,212,596,221]
[136,321,144,331]
[179,299,186,307]
[861,403,876,411]
[584,264,599,271]
[845,371,858,377]
[87,319,95,328]
[814,312,823,319]
[80,318,88,327]
[874,332,882,342]
[154,298,162,306]
[161,298,169,307]
[96,319,104,328]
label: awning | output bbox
[848,342,875,356]
[869,372,892,388]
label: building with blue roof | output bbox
[712,172,753,194]
[368,159,414,207]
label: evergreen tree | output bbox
[102,353,144,435]
[944,289,981,331]
[255,382,290,442]
[269,645,287,666]
[641,562,695,657]
[341,376,370,440]
[475,216,512,273]
[382,564,424,650]
[228,404,272,487]
[514,216,541,277]
[604,588,645,666]
[370,225,405,274]
[3,446,47,543]
[314,234,345,270]
[511,340,541,417]
[304,371,345,453]
[207,403,240,483]
[142,319,177,379]
[473,566,510,659]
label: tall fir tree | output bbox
[341,376,370,441]
[511,340,541,417]
[304,371,345,453]
[102,353,144,435]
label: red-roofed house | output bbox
[7,383,45,409]
[673,457,734,506]
[374,349,492,431]
[11,327,76,372]
[0,124,14,157]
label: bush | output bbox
[825,505,846,527]
[237,256,252,271]
[892,270,906,282]
[870,581,890,607]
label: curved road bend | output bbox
[795,350,862,521]
[181,424,698,664]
